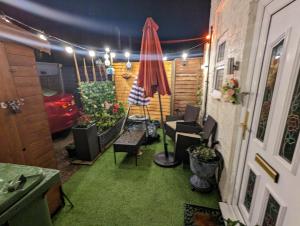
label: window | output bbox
[214,41,226,90]
[217,42,226,62]
[256,40,284,141]
[215,68,224,90]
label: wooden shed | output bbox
[0,20,62,213]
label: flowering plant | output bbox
[79,81,125,132]
[221,78,240,104]
[76,114,94,128]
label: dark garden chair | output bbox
[165,104,200,141]
[174,115,218,166]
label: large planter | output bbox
[98,117,125,151]
[188,149,219,193]
[72,123,100,161]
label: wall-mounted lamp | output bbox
[227,57,240,74]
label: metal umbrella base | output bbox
[154,152,180,168]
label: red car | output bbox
[43,91,79,134]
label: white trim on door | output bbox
[230,0,297,215]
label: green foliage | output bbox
[188,145,218,163]
[79,81,125,132]
[225,219,246,226]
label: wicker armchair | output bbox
[165,104,200,141]
[174,115,218,166]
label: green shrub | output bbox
[79,81,125,132]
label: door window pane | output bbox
[215,68,224,90]
[256,40,284,141]
[262,194,280,226]
[279,68,300,163]
[243,170,256,212]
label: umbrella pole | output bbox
[158,94,168,157]
[154,94,179,167]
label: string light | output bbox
[0,12,207,60]
[38,33,47,41]
[163,56,168,61]
[182,52,188,60]
[65,46,74,54]
[1,15,10,23]
[89,50,96,57]
[124,51,130,58]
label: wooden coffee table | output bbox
[113,130,146,166]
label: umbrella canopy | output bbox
[137,17,171,97]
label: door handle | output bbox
[240,111,249,139]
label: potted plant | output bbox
[187,145,220,193]
[97,102,125,150]
[72,114,100,161]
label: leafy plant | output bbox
[79,81,125,132]
[188,145,218,163]
[225,219,246,226]
[76,114,94,128]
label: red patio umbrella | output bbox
[137,17,179,167]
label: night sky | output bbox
[0,0,211,63]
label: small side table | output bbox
[113,130,146,166]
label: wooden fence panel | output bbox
[114,61,172,120]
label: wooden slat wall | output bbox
[0,42,61,214]
[114,61,172,120]
[173,57,203,114]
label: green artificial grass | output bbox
[53,131,220,226]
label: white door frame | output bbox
[230,0,297,210]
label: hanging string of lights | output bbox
[0,12,210,62]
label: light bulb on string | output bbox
[182,52,188,60]
[65,46,74,54]
[89,50,96,57]
[163,56,168,61]
[38,33,47,41]
[1,16,10,23]
[124,51,130,58]
[105,47,110,53]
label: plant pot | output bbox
[72,123,100,161]
[98,117,125,151]
[188,151,219,193]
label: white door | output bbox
[238,0,300,225]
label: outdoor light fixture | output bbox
[163,56,168,61]
[38,34,47,41]
[65,46,74,54]
[105,47,110,53]
[89,50,96,57]
[227,57,240,74]
[206,34,211,40]
[124,51,130,58]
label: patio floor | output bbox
[53,130,220,226]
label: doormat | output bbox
[184,204,225,226]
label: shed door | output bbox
[238,1,300,225]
